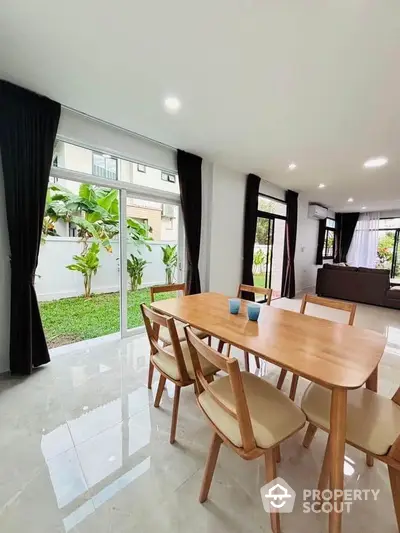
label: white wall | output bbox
[295,195,335,292]
[36,238,176,300]
[208,164,247,295]
[0,162,10,373]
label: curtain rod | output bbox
[61,104,178,152]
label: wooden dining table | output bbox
[151,292,387,533]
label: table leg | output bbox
[365,366,378,466]
[329,388,347,533]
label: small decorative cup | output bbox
[229,298,241,315]
[247,302,261,321]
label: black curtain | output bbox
[177,150,202,294]
[316,218,326,265]
[241,174,261,301]
[0,81,60,374]
[333,212,359,263]
[281,190,298,298]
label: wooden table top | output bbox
[151,292,387,390]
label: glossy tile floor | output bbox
[1,297,400,532]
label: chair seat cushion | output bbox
[158,323,208,344]
[301,383,400,456]
[153,341,218,382]
[198,372,306,449]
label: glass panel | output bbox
[38,179,120,348]
[257,196,286,217]
[326,218,336,229]
[125,196,180,330]
[53,140,180,193]
[253,216,285,300]
[376,230,395,271]
[324,229,335,258]
[271,218,285,299]
[379,218,400,230]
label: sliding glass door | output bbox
[253,196,286,300]
[377,218,400,280]
[40,140,182,348]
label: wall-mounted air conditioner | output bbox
[308,204,328,220]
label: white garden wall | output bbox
[36,237,176,301]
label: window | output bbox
[323,218,336,259]
[257,195,287,217]
[137,164,146,173]
[92,152,118,180]
[68,223,77,237]
[161,172,176,183]
[53,155,59,167]
[49,176,59,184]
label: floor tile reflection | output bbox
[0,297,399,532]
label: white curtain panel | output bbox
[347,212,380,268]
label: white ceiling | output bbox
[1,0,400,212]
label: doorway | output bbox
[253,195,286,300]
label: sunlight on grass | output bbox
[39,288,174,348]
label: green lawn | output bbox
[253,273,265,288]
[39,289,174,348]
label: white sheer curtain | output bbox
[347,212,380,268]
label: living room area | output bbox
[315,209,400,310]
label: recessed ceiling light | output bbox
[318,183,325,188]
[348,197,354,203]
[361,206,366,210]
[288,163,297,170]
[363,157,388,168]
[164,96,181,113]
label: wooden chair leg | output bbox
[388,465,400,531]
[255,356,260,369]
[289,374,299,401]
[217,340,225,353]
[366,454,374,467]
[208,336,212,346]
[244,352,250,372]
[265,448,281,533]
[147,359,154,389]
[170,385,181,444]
[199,432,223,503]
[274,445,281,464]
[227,344,232,357]
[277,369,287,390]
[302,423,318,448]
[154,375,166,407]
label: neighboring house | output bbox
[50,142,179,241]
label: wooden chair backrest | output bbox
[185,326,256,452]
[237,284,272,305]
[150,283,186,303]
[300,294,356,326]
[140,303,190,382]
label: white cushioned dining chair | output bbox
[217,284,273,372]
[185,325,306,533]
[141,304,218,444]
[276,294,357,401]
[147,283,210,389]
[301,384,400,529]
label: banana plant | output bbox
[161,244,178,284]
[66,242,100,298]
[127,254,150,291]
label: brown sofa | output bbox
[316,263,400,309]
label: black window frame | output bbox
[322,218,336,260]
[254,194,287,302]
[161,172,176,183]
[137,163,146,173]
